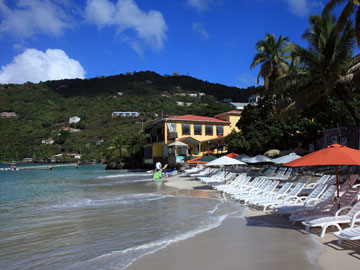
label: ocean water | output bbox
[0,164,244,270]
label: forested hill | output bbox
[0,71,259,162]
[45,71,257,100]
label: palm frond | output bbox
[356,7,360,45]
[323,0,348,16]
[336,2,355,34]
[279,10,356,120]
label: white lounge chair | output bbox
[302,201,360,237]
[198,170,224,182]
[289,187,360,224]
[334,225,360,244]
[276,185,337,216]
[339,174,359,196]
[256,182,306,212]
[272,167,293,180]
[207,172,236,186]
[185,165,204,174]
[242,181,280,205]
[306,175,331,189]
[215,174,248,192]
[229,178,266,198]
[264,167,287,179]
[300,175,335,194]
[247,182,293,206]
[220,176,253,196]
[226,177,264,196]
[254,166,276,177]
[273,184,328,215]
[233,180,272,200]
[190,167,216,178]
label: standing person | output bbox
[155,161,162,172]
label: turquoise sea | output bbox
[0,164,243,270]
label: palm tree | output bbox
[282,13,354,110]
[107,135,129,159]
[323,0,360,45]
[250,33,292,90]
[279,13,360,146]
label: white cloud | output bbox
[0,48,86,84]
[192,22,209,39]
[187,0,213,12]
[0,0,72,39]
[285,0,309,17]
[284,0,325,17]
[85,0,167,51]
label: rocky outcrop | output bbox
[105,158,124,170]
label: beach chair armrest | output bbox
[262,191,274,197]
[306,183,316,188]
[275,194,287,200]
[294,196,307,204]
[283,195,299,203]
[304,198,318,206]
[350,211,360,227]
[352,184,360,188]
[335,206,352,216]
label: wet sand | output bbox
[127,173,360,270]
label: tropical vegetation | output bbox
[323,0,360,45]
[0,71,257,164]
[226,2,360,155]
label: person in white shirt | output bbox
[155,161,162,172]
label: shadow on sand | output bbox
[244,210,360,258]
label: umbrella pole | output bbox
[336,165,340,209]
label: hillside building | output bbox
[42,139,54,145]
[112,112,140,117]
[69,116,81,124]
[1,112,17,118]
[143,110,241,165]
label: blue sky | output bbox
[0,0,336,87]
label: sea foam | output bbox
[75,208,243,270]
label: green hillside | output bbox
[0,71,257,162]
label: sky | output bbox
[0,0,338,88]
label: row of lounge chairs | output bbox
[186,166,360,244]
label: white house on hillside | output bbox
[42,139,54,145]
[229,102,249,110]
[69,116,81,124]
[229,95,261,111]
[248,95,260,104]
[112,112,140,117]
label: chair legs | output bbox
[320,223,342,238]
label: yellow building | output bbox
[143,110,241,165]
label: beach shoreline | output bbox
[126,173,360,270]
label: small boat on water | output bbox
[0,167,19,171]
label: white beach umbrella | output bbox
[272,152,301,164]
[243,155,274,164]
[167,141,189,147]
[205,156,246,166]
[234,154,252,162]
[205,156,246,183]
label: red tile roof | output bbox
[165,114,228,123]
[214,110,242,118]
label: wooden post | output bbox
[336,165,340,209]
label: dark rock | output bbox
[105,158,124,170]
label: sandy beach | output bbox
[127,173,360,270]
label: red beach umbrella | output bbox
[284,144,360,208]
[226,152,239,158]
[186,156,203,164]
